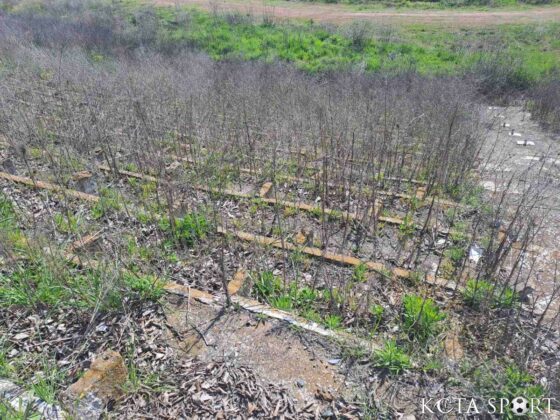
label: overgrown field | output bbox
[0,0,559,418]
[2,0,559,81]
[293,0,559,7]
[3,0,560,129]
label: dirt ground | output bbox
[164,295,357,411]
[153,0,560,26]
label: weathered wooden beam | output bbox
[217,226,457,290]
[0,172,99,203]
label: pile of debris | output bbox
[115,359,361,419]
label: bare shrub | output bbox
[528,78,560,132]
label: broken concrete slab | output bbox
[63,350,127,419]
[71,170,98,194]
[1,159,17,175]
[0,378,66,419]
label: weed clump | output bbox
[121,272,165,302]
[92,187,121,219]
[250,271,351,330]
[469,364,545,420]
[324,314,342,330]
[463,279,519,309]
[463,278,494,308]
[369,303,384,332]
[159,211,211,247]
[373,340,411,375]
[352,262,368,283]
[252,271,282,303]
[402,295,445,342]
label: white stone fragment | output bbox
[481,180,496,191]
[469,244,483,264]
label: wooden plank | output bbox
[227,270,246,295]
[217,226,456,290]
[67,230,103,254]
[164,282,217,302]
[1,170,454,290]
[99,163,410,227]
[0,172,100,203]
[261,196,388,225]
[98,164,252,200]
[259,182,273,198]
[97,164,158,183]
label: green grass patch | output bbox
[122,272,166,302]
[148,6,560,84]
[252,270,283,302]
[0,258,165,310]
[53,212,80,234]
[324,314,343,329]
[443,245,465,263]
[0,400,39,420]
[249,271,352,329]
[0,193,28,253]
[91,187,122,219]
[352,262,368,283]
[469,364,545,420]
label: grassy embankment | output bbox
[117,1,560,90]
[5,0,559,87]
